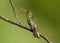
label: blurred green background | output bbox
[0,0,60,43]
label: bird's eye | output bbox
[26,10,30,14]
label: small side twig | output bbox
[10,0,20,23]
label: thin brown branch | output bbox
[10,0,20,23]
[0,16,32,32]
[0,16,52,43]
[39,33,52,43]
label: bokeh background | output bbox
[0,0,60,43]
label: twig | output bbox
[40,33,52,43]
[0,16,31,32]
[10,0,20,23]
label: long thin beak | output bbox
[21,8,30,14]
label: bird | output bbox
[21,8,40,38]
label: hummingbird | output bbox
[21,8,40,38]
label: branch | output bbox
[0,16,32,32]
[0,16,52,43]
[40,33,52,43]
[10,0,21,23]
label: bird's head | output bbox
[21,8,32,19]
